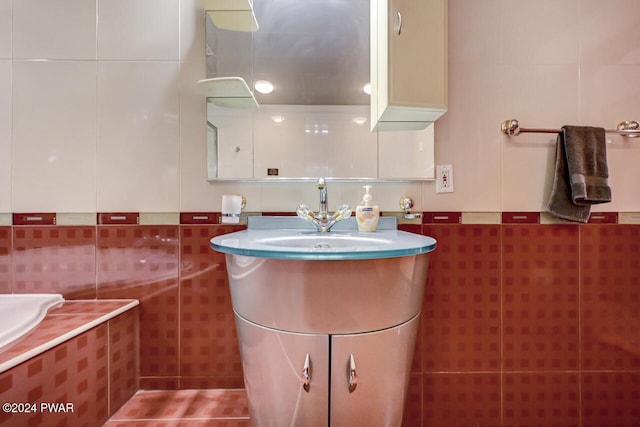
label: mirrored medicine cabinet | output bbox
[203,0,443,181]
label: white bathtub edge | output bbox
[0,299,139,374]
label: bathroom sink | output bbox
[210,215,437,426]
[250,233,391,251]
[211,216,435,261]
[252,232,392,250]
[210,216,436,333]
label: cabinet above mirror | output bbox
[202,0,446,181]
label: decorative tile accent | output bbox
[98,212,140,225]
[502,225,580,371]
[581,225,640,370]
[12,213,56,226]
[180,212,220,225]
[421,225,501,372]
[1,216,640,425]
[587,211,618,224]
[12,226,97,298]
[422,211,462,224]
[502,211,540,223]
[423,373,501,427]
[503,373,579,427]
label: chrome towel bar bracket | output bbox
[501,119,640,138]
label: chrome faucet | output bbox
[297,177,351,232]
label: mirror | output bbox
[204,0,435,181]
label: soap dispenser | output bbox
[355,185,380,232]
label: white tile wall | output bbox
[12,60,97,212]
[97,0,179,61]
[0,60,10,212]
[13,0,96,60]
[97,61,180,212]
[0,0,11,59]
[0,0,638,215]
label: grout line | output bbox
[106,317,112,418]
[110,417,251,421]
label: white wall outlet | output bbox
[436,164,454,193]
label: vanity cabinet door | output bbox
[329,314,420,427]
[371,0,448,131]
[234,314,330,427]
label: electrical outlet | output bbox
[436,164,454,193]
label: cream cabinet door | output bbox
[371,0,448,130]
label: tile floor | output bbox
[104,389,251,427]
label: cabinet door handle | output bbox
[396,11,402,35]
[348,354,358,393]
[302,353,311,392]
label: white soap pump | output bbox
[355,185,380,232]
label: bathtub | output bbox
[0,297,140,426]
[0,293,64,350]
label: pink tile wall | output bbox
[0,227,9,293]
[179,225,244,389]
[0,221,244,389]
[1,218,639,425]
[403,222,640,427]
[12,226,96,298]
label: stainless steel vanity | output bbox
[211,217,436,426]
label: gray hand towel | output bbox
[546,125,612,223]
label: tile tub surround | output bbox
[0,300,139,427]
[0,215,639,425]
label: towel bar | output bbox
[501,119,640,138]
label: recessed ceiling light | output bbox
[352,117,367,125]
[271,115,285,123]
[254,80,274,94]
[363,83,371,95]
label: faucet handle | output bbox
[333,204,352,221]
[296,204,315,221]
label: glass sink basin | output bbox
[211,217,436,260]
[253,233,392,250]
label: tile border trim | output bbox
[0,211,633,226]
